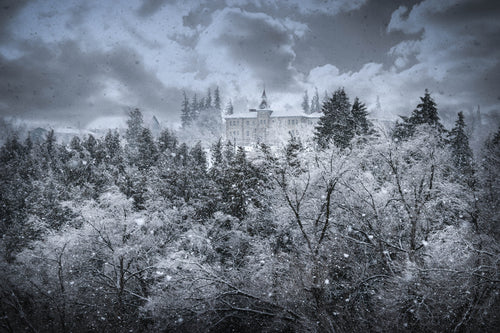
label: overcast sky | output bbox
[0,0,499,129]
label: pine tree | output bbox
[190,94,199,122]
[225,100,234,115]
[125,108,145,165]
[104,130,122,165]
[414,89,441,126]
[158,129,177,152]
[310,88,320,113]
[70,136,83,155]
[137,127,158,170]
[448,111,474,177]
[210,139,224,174]
[83,134,98,160]
[301,90,310,114]
[214,86,221,111]
[222,146,266,220]
[351,97,374,136]
[314,88,354,149]
[181,91,191,128]
[44,129,57,161]
[393,89,445,140]
[199,97,206,111]
[205,88,212,109]
[126,108,144,147]
[477,127,500,237]
[284,134,304,175]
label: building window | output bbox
[246,131,249,136]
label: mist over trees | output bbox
[0,89,499,332]
[179,87,223,145]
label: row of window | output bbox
[232,129,300,137]
[229,118,316,127]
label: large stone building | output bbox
[225,90,321,146]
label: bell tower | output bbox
[259,88,268,109]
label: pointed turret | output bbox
[259,88,268,109]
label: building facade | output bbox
[225,90,321,146]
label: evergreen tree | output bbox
[190,141,207,168]
[310,88,320,113]
[125,108,145,165]
[199,97,206,111]
[43,129,57,162]
[137,127,158,170]
[448,111,474,177]
[222,147,267,220]
[126,108,144,147]
[104,130,122,164]
[83,134,98,160]
[181,91,191,128]
[214,86,221,111]
[314,88,354,149]
[158,129,177,153]
[70,136,83,157]
[284,134,304,175]
[351,97,374,136]
[477,127,500,237]
[190,94,199,122]
[205,88,212,109]
[301,90,310,114]
[225,100,234,115]
[393,89,445,140]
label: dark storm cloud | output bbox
[199,8,305,92]
[0,0,31,43]
[293,0,424,73]
[387,0,500,114]
[65,1,92,30]
[0,39,180,125]
[136,0,170,18]
[124,22,163,49]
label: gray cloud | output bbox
[196,8,306,94]
[387,0,500,114]
[0,0,31,43]
[136,0,170,17]
[0,39,181,126]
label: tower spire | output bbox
[259,87,268,109]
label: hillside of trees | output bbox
[0,89,498,332]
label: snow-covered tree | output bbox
[301,90,310,114]
[214,86,221,111]
[351,97,374,137]
[225,99,234,115]
[310,88,320,113]
[180,91,191,128]
[314,87,354,149]
[448,111,474,178]
[393,89,445,140]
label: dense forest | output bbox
[0,89,499,332]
